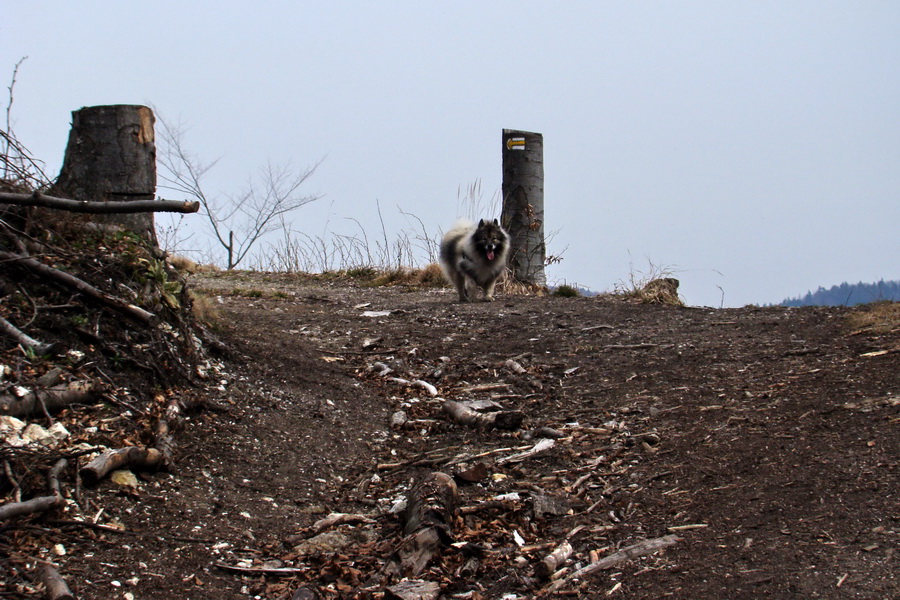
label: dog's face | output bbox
[474,219,507,262]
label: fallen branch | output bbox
[0,251,157,325]
[0,493,62,521]
[309,512,376,535]
[442,399,524,431]
[214,562,305,576]
[79,446,164,486]
[496,438,556,465]
[545,535,679,593]
[603,343,661,350]
[36,562,75,600]
[0,380,99,417]
[0,190,200,214]
[0,459,67,522]
[0,315,58,355]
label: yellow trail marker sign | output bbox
[506,137,525,150]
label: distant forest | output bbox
[779,280,900,307]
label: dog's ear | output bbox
[478,219,485,227]
[492,219,499,226]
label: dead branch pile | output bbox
[0,174,223,592]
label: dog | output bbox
[439,218,510,302]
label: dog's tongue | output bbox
[487,251,495,261]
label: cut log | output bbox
[501,129,546,286]
[0,380,98,417]
[386,472,459,578]
[80,446,164,486]
[53,105,158,238]
[442,399,523,431]
[535,541,573,579]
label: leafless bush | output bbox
[154,111,322,269]
[1,58,51,190]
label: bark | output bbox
[80,446,164,486]
[385,580,441,600]
[0,251,157,325]
[501,129,546,286]
[36,563,76,600]
[53,105,158,238]
[155,418,175,471]
[0,191,198,214]
[0,380,98,417]
[442,399,524,431]
[386,472,458,578]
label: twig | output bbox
[214,562,305,576]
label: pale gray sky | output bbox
[3,2,898,306]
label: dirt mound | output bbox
[2,270,898,599]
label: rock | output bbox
[110,470,140,490]
[385,580,441,600]
[22,423,54,445]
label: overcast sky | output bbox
[3,2,898,306]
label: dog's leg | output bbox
[483,279,497,302]
[456,258,479,302]
[451,270,470,302]
[463,278,477,302]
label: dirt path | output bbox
[56,272,898,599]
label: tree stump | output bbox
[501,129,546,286]
[53,105,158,239]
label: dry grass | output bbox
[846,301,900,334]
[613,259,684,306]
[188,290,221,325]
[168,254,221,274]
[368,263,447,288]
[495,270,546,296]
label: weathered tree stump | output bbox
[53,105,158,238]
[501,129,546,286]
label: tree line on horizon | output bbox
[778,280,900,307]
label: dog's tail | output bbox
[445,218,474,239]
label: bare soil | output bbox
[10,271,900,599]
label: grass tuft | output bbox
[552,284,581,298]
[846,301,900,334]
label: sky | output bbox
[3,1,898,307]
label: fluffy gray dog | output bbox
[439,218,510,302]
